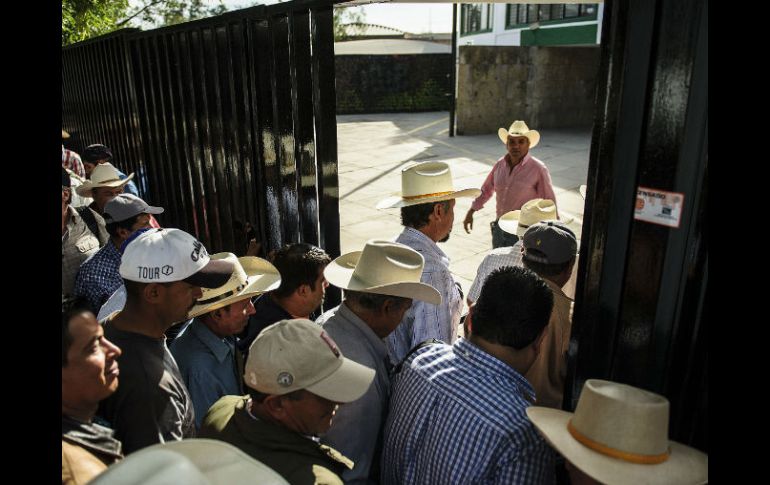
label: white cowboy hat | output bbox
[527,379,708,485]
[187,252,281,319]
[89,438,290,485]
[376,161,481,209]
[498,120,540,148]
[75,162,135,197]
[498,198,558,237]
[325,239,441,305]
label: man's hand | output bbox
[463,209,475,233]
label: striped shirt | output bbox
[386,227,461,365]
[467,241,525,303]
[381,339,555,485]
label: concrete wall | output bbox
[456,46,600,134]
[335,54,451,114]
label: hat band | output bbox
[95,178,123,184]
[196,281,247,306]
[567,420,670,465]
[402,190,454,201]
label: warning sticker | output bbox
[634,187,685,228]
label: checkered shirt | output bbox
[74,241,123,312]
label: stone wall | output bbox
[335,54,451,114]
[456,46,600,134]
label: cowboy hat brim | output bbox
[376,188,481,210]
[187,258,281,319]
[527,407,708,485]
[325,251,442,305]
[62,129,70,139]
[498,127,541,149]
[498,211,581,238]
[75,172,136,197]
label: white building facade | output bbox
[459,3,604,47]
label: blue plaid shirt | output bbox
[386,227,462,365]
[73,241,123,313]
[381,339,555,485]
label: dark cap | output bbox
[522,220,578,265]
[82,144,113,163]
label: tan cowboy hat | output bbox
[498,120,540,148]
[76,162,135,197]
[376,161,481,209]
[325,239,441,305]
[62,129,70,139]
[188,253,281,319]
[527,379,708,485]
[89,438,290,485]
[498,198,558,237]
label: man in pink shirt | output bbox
[463,120,557,248]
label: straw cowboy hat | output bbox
[498,120,540,148]
[188,252,281,319]
[89,438,290,485]
[325,239,442,305]
[376,161,481,209]
[579,184,587,200]
[527,379,708,485]
[498,198,559,237]
[76,162,135,197]
[62,129,70,139]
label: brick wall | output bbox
[335,54,452,114]
[456,46,600,134]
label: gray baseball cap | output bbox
[522,220,578,265]
[104,194,164,223]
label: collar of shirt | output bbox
[453,338,535,401]
[399,227,450,265]
[189,319,234,363]
[504,152,533,171]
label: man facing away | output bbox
[375,160,480,366]
[62,296,123,485]
[200,318,376,485]
[317,239,441,484]
[520,220,578,410]
[381,266,556,485]
[97,228,234,454]
[171,252,281,429]
[463,120,557,248]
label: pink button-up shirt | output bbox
[470,153,557,218]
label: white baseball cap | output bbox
[119,228,234,288]
[245,319,375,403]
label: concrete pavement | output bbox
[336,111,590,293]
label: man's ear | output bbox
[296,283,311,299]
[143,283,163,303]
[262,395,288,421]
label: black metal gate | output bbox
[62,2,340,271]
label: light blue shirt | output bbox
[382,339,555,485]
[386,227,461,365]
[170,319,242,429]
[317,303,391,485]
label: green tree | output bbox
[333,6,365,41]
[62,0,228,46]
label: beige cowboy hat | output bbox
[188,252,281,319]
[527,379,708,485]
[325,239,441,305]
[376,161,481,209]
[62,129,70,139]
[579,184,587,200]
[498,120,540,148]
[498,198,558,237]
[76,162,135,197]
[89,438,290,485]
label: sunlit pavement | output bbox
[336,111,590,294]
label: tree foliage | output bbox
[62,0,228,46]
[333,6,365,41]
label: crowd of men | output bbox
[62,124,707,484]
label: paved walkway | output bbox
[336,111,591,293]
